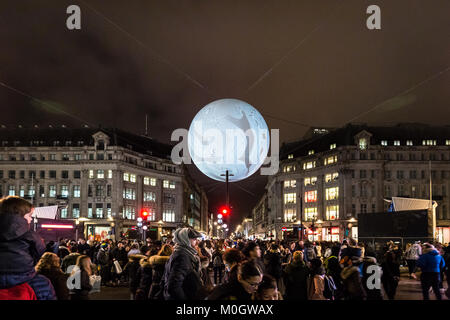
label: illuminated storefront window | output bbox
[284,208,296,222]
[304,207,317,221]
[326,187,339,200]
[326,205,339,220]
[284,193,296,204]
[304,190,317,203]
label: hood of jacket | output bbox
[341,266,360,280]
[0,213,29,241]
[0,270,36,289]
[423,246,438,255]
[149,255,170,266]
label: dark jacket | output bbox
[0,213,45,274]
[61,253,81,274]
[163,250,202,300]
[111,247,128,266]
[69,269,92,300]
[341,266,367,300]
[361,256,383,300]
[207,277,253,300]
[283,260,310,300]
[148,255,170,299]
[123,254,146,294]
[37,267,70,300]
[135,256,152,300]
[264,250,282,279]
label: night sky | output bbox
[0,1,449,229]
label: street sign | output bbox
[282,227,287,232]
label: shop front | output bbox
[321,227,340,242]
[85,224,114,242]
[437,226,450,244]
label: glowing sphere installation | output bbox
[188,98,269,182]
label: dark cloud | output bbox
[0,0,448,228]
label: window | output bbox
[123,188,136,200]
[284,193,296,204]
[446,140,450,146]
[304,191,317,203]
[283,165,296,172]
[95,204,103,219]
[284,180,296,188]
[303,161,316,170]
[330,143,336,150]
[360,170,367,179]
[304,176,317,186]
[371,170,376,179]
[88,204,93,218]
[359,138,368,150]
[326,187,339,200]
[89,170,94,179]
[123,206,135,220]
[73,185,80,198]
[144,191,156,202]
[62,154,70,161]
[9,171,16,179]
[288,154,293,159]
[384,185,391,197]
[39,185,45,197]
[304,207,317,221]
[108,170,113,179]
[325,172,339,183]
[163,209,175,222]
[88,185,93,197]
[410,170,417,179]
[407,140,413,146]
[8,186,15,196]
[97,170,104,179]
[397,170,404,179]
[422,140,436,146]
[72,204,80,219]
[49,185,56,197]
[326,205,339,220]
[89,154,94,160]
[40,171,45,179]
[324,155,337,165]
[107,203,112,217]
[50,154,56,161]
[107,185,111,197]
[381,140,387,146]
[163,180,175,189]
[20,171,25,179]
[49,170,56,179]
[360,184,367,197]
[95,185,103,197]
[394,140,400,146]
[60,208,68,219]
[123,172,129,181]
[74,171,81,179]
[61,171,68,179]
[308,150,315,155]
[75,154,82,161]
[352,185,356,197]
[384,170,391,179]
[19,186,25,197]
[284,208,296,222]
[129,174,136,183]
[61,185,69,197]
[97,154,104,160]
[144,177,157,186]
[360,204,367,213]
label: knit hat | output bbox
[100,243,108,249]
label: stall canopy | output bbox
[33,206,58,219]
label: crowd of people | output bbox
[0,195,449,301]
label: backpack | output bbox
[0,282,37,300]
[323,275,337,300]
[213,255,223,267]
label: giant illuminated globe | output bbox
[188,98,269,182]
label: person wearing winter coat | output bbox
[35,252,70,300]
[381,251,400,300]
[417,243,446,300]
[96,243,111,286]
[324,245,343,299]
[61,252,81,274]
[0,196,56,300]
[69,255,93,300]
[146,244,172,300]
[123,254,147,299]
[307,258,327,300]
[208,260,262,300]
[405,242,421,279]
[340,256,367,300]
[242,241,265,274]
[264,244,283,282]
[162,228,203,300]
[283,251,310,300]
[361,252,383,300]
[212,247,225,285]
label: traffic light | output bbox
[219,205,231,216]
[141,208,149,219]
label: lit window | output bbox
[446,140,450,146]
[8,185,15,196]
[284,208,296,222]
[326,187,339,200]
[144,191,156,202]
[284,180,296,188]
[163,180,175,189]
[381,140,387,146]
[304,191,317,203]
[288,154,293,159]
[130,174,136,183]
[308,150,315,155]
[359,138,368,150]
[60,208,68,219]
[330,143,336,150]
[325,172,339,183]
[49,185,56,197]
[97,170,104,179]
[304,176,317,186]
[61,185,69,197]
[123,206,135,220]
[108,170,113,179]
[73,185,80,198]
[303,161,316,170]
[326,205,339,220]
[394,140,400,146]
[89,170,94,179]
[144,177,157,186]
[123,188,136,200]
[304,207,317,221]
[123,172,129,181]
[406,140,413,146]
[422,140,436,146]
[283,165,295,173]
[324,155,337,165]
[163,209,175,222]
[19,185,25,197]
[72,205,80,219]
[283,193,296,204]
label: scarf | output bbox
[173,228,201,272]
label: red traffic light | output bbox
[219,206,230,216]
[141,208,149,218]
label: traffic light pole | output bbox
[226,170,229,207]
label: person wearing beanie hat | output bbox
[162,227,203,300]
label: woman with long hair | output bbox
[35,252,69,300]
[69,255,93,300]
